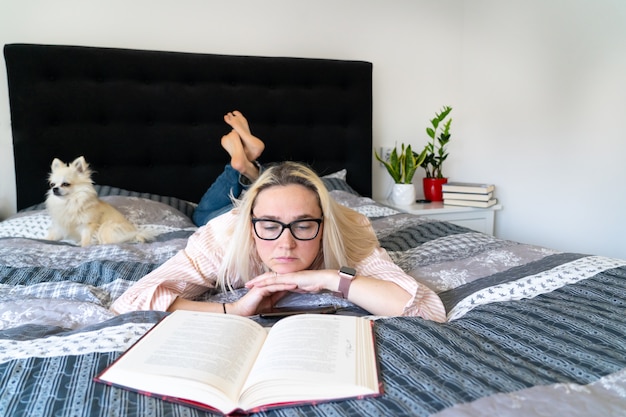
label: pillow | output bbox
[21,185,197,218]
[321,169,347,180]
[330,191,400,218]
[0,196,196,240]
[321,170,360,196]
[100,196,195,228]
[96,185,197,218]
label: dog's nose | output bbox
[52,187,61,196]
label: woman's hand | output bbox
[229,271,297,316]
[245,269,336,294]
[230,287,292,316]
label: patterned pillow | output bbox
[0,196,196,240]
[321,170,360,196]
[330,191,399,218]
[0,211,51,239]
[21,185,197,218]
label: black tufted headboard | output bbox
[4,43,372,210]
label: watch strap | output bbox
[338,266,357,299]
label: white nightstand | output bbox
[380,200,502,235]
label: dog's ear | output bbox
[71,156,89,174]
[51,158,65,171]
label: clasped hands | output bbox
[231,269,337,317]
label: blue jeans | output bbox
[192,164,244,226]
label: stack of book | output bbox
[442,182,497,208]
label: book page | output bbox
[239,314,378,409]
[99,311,267,404]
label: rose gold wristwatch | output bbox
[338,266,357,299]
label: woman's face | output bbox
[251,184,323,274]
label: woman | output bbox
[111,161,445,322]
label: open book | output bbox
[95,310,381,415]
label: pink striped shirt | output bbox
[110,211,446,322]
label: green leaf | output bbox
[442,118,452,135]
[436,106,452,122]
[375,149,401,183]
[413,148,428,167]
[403,144,415,183]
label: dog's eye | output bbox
[62,182,70,187]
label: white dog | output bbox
[45,156,148,246]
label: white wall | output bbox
[0,0,624,259]
[456,0,626,259]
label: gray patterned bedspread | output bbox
[1,190,625,416]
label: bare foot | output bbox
[224,111,265,161]
[220,130,260,181]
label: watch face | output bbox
[339,266,356,277]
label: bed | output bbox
[1,43,625,417]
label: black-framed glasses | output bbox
[251,218,323,241]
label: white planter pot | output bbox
[391,183,416,205]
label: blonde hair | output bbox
[216,161,378,291]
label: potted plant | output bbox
[375,143,425,205]
[416,106,453,201]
